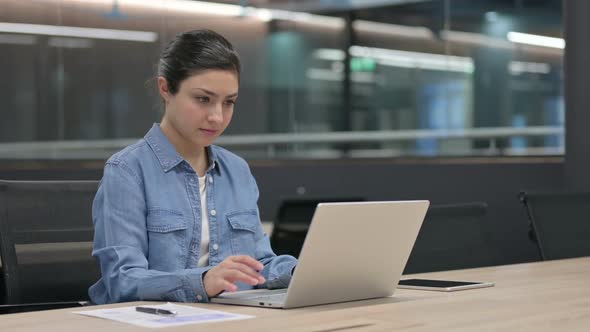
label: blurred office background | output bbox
[0,0,564,158]
[2,0,588,267]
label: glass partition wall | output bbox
[0,0,563,160]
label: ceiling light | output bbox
[507,32,565,49]
[0,22,157,42]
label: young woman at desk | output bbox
[89,30,297,304]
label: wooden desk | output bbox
[2,257,589,331]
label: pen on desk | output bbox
[135,306,178,317]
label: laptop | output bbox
[211,200,429,309]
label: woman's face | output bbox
[159,69,238,149]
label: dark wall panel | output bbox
[251,159,564,265]
[0,158,564,266]
[564,0,590,190]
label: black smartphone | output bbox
[397,278,495,291]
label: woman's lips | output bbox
[200,128,218,136]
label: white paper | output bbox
[73,302,254,328]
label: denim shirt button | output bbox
[212,243,219,251]
[210,209,217,216]
[208,176,213,184]
[197,295,203,301]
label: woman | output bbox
[89,29,297,304]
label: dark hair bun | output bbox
[158,29,241,95]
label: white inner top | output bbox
[197,175,209,267]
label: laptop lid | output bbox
[281,200,429,308]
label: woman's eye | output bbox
[196,96,210,103]
[225,100,236,106]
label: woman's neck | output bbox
[159,121,209,176]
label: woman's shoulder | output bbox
[106,138,150,167]
[210,145,250,170]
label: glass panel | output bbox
[0,0,563,160]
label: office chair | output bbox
[0,180,100,313]
[403,201,499,274]
[519,191,590,260]
[270,198,364,258]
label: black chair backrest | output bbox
[404,202,498,274]
[0,180,100,305]
[519,191,590,260]
[270,198,364,258]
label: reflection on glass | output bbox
[0,0,563,159]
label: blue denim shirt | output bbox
[89,124,297,304]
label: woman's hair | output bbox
[157,29,241,95]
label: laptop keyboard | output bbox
[222,289,287,301]
[246,292,286,301]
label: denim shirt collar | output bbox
[144,123,219,174]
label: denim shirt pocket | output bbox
[146,208,189,270]
[227,210,260,257]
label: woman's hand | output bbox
[203,255,266,297]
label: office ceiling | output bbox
[208,0,562,35]
[217,0,432,12]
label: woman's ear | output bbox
[157,77,171,103]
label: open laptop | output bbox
[211,200,429,309]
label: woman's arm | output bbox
[91,161,212,303]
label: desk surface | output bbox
[2,257,589,331]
